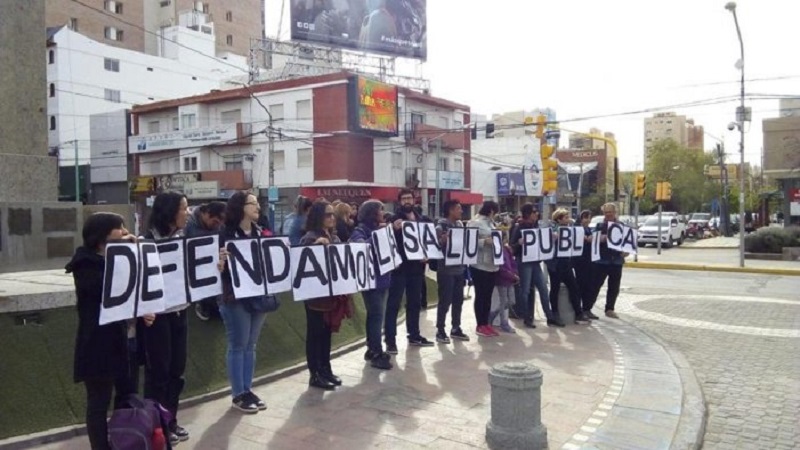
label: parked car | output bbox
[637,215,686,248]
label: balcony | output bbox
[200,169,253,191]
[129,122,252,154]
[404,123,468,151]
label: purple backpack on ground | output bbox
[108,395,172,450]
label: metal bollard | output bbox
[557,285,575,324]
[486,362,548,449]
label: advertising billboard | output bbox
[349,76,398,136]
[496,172,527,196]
[290,0,427,60]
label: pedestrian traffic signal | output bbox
[535,115,546,139]
[655,181,672,202]
[635,173,646,198]
[541,144,558,194]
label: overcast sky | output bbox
[266,0,799,171]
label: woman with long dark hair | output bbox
[300,200,345,389]
[140,191,191,446]
[219,191,269,413]
[468,201,502,337]
[67,213,155,449]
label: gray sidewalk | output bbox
[30,300,698,450]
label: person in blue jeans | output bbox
[219,192,270,414]
[434,199,470,343]
[349,199,393,370]
[384,188,433,353]
[510,203,560,327]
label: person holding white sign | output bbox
[300,201,348,390]
[510,204,557,327]
[573,210,600,320]
[384,189,433,353]
[218,192,270,413]
[68,213,155,450]
[589,203,626,319]
[546,209,592,325]
[348,200,393,370]
[140,191,191,446]
[434,200,470,344]
[468,201,502,337]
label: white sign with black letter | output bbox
[100,242,139,325]
[491,230,504,266]
[184,235,222,301]
[328,244,359,296]
[290,245,331,301]
[591,230,602,262]
[606,223,638,255]
[156,238,188,310]
[372,226,398,275]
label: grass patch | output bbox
[0,276,438,440]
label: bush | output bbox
[744,226,800,253]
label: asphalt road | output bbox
[612,268,800,449]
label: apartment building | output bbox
[128,72,478,221]
[644,112,705,167]
[46,0,265,58]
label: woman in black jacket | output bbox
[67,212,155,450]
[300,200,342,390]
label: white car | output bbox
[637,216,686,248]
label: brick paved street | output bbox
[614,269,800,450]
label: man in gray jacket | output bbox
[434,200,470,343]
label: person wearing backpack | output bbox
[67,212,156,450]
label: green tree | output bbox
[645,139,718,213]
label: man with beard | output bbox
[383,188,433,354]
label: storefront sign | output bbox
[496,172,527,196]
[157,173,199,192]
[129,125,239,154]
[425,170,464,190]
[183,181,219,199]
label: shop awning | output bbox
[449,191,484,204]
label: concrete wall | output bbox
[0,203,83,271]
[0,0,59,203]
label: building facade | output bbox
[46,0,265,58]
[762,114,800,225]
[644,112,705,167]
[128,72,478,224]
[46,26,246,199]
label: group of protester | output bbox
[69,188,624,449]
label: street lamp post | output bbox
[725,1,746,268]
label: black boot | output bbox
[320,368,342,386]
[309,372,336,390]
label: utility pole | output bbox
[434,139,441,219]
[74,140,80,203]
[576,162,584,214]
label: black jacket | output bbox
[66,246,130,382]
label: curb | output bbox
[620,319,707,450]
[626,261,800,276]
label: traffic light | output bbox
[635,173,646,198]
[655,181,672,202]
[535,114,546,139]
[540,144,558,194]
[662,181,672,201]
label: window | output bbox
[147,121,160,134]
[103,58,120,72]
[183,156,198,172]
[226,35,233,46]
[160,0,171,6]
[296,100,311,120]
[225,11,232,21]
[391,151,402,170]
[104,1,123,14]
[49,116,56,130]
[224,160,243,171]
[68,18,78,31]
[438,157,448,171]
[454,120,462,129]
[197,2,209,13]
[269,104,284,121]
[220,109,241,125]
[297,148,312,168]
[181,113,196,129]
[49,83,55,97]
[410,112,424,125]
[104,27,123,41]
[104,89,121,103]
[171,116,179,130]
[454,158,463,172]
[273,150,285,169]
[48,50,55,64]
